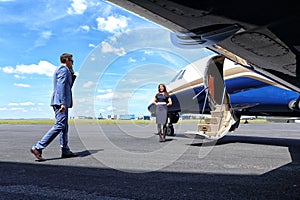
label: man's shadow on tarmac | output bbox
[42,149,104,161]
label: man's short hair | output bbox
[60,53,73,64]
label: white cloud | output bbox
[101,41,126,56]
[96,15,129,33]
[99,108,106,113]
[83,81,94,88]
[76,97,90,104]
[2,67,14,73]
[129,79,138,83]
[8,102,35,106]
[14,75,26,79]
[96,92,113,100]
[95,91,132,103]
[20,102,35,106]
[107,106,115,111]
[80,25,90,32]
[97,89,112,93]
[128,57,137,63]
[10,107,28,112]
[113,92,133,99]
[2,102,36,114]
[144,50,154,55]
[1,60,56,77]
[41,31,52,39]
[30,107,43,112]
[97,89,105,93]
[14,83,30,88]
[33,31,52,48]
[67,0,87,15]
[0,106,28,113]
[88,43,97,48]
[120,78,140,84]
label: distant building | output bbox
[78,116,94,119]
[107,115,118,120]
[143,116,150,120]
[181,114,205,120]
[119,114,135,120]
[98,113,104,120]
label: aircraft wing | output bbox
[107,0,300,92]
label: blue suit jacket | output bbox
[50,65,75,108]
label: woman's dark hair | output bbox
[157,83,169,97]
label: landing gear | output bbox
[166,112,179,136]
[166,123,174,136]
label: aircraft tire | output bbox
[166,124,174,136]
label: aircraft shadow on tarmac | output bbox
[1,139,299,199]
[1,147,299,199]
[190,135,300,163]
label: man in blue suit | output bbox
[31,53,77,161]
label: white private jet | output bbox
[107,0,300,140]
[148,55,300,139]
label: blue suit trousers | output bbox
[34,106,70,153]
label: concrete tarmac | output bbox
[0,122,299,199]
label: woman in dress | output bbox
[153,84,172,142]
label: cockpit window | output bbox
[170,69,186,82]
[178,69,186,80]
[170,70,183,82]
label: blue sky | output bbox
[0,0,210,119]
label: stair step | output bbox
[205,131,219,137]
[211,110,231,118]
[211,111,223,118]
[205,117,219,124]
[215,104,230,110]
[198,124,219,132]
[197,102,234,138]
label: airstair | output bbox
[187,55,236,140]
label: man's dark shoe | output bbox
[30,148,46,161]
[61,151,78,158]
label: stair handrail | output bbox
[217,86,227,132]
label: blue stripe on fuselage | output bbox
[226,77,298,105]
[168,76,300,116]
